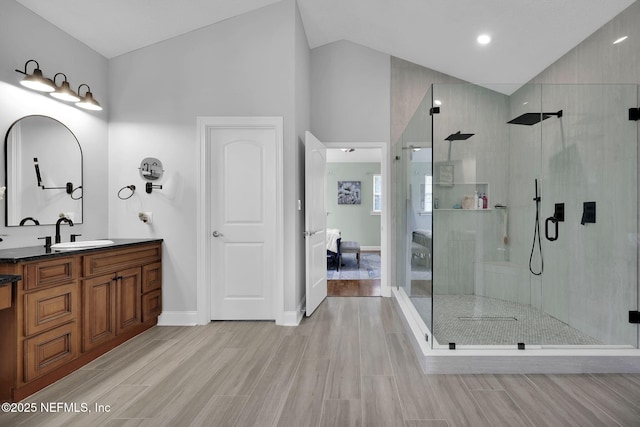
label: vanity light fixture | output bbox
[50,73,80,102]
[14,59,103,112]
[14,59,55,92]
[75,84,103,111]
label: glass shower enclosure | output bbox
[397,82,639,349]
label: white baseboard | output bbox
[281,299,305,326]
[157,311,198,326]
[361,245,381,251]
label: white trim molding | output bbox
[157,311,199,326]
[196,117,284,325]
[282,298,305,326]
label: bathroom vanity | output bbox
[0,239,162,402]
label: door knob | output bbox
[212,230,224,237]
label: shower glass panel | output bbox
[427,82,638,348]
[397,86,434,337]
[537,84,638,346]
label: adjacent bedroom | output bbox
[324,148,383,296]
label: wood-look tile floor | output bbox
[2,297,640,426]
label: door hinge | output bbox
[630,108,640,121]
[630,311,640,324]
[425,333,429,342]
[430,106,440,115]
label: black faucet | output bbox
[19,217,40,226]
[55,217,74,243]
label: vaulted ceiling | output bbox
[16,0,636,92]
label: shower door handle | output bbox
[545,217,558,242]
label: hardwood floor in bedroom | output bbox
[1,297,639,426]
[327,279,380,296]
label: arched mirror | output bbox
[4,115,83,226]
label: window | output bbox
[372,174,382,213]
[421,175,433,212]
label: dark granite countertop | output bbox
[0,238,163,263]
[0,274,21,284]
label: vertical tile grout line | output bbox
[358,297,366,426]
[380,300,411,424]
[231,329,286,427]
[270,332,311,427]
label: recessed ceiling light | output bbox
[477,34,491,45]
[613,36,628,44]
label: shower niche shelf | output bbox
[434,182,490,211]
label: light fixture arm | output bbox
[77,83,91,96]
[53,72,68,85]
[14,59,39,75]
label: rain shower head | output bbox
[445,131,474,141]
[508,110,563,126]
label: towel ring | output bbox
[118,185,136,200]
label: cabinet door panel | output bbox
[83,275,116,352]
[117,267,141,334]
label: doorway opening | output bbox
[324,145,386,297]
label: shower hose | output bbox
[529,179,543,275]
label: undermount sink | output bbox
[50,240,115,250]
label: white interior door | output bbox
[305,131,327,316]
[210,126,277,320]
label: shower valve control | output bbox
[553,203,565,222]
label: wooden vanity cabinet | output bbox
[0,241,162,402]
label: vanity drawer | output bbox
[142,289,162,322]
[23,282,79,337]
[23,322,78,382]
[142,262,162,293]
[24,257,77,291]
[83,244,161,277]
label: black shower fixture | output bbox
[445,131,474,141]
[508,110,563,126]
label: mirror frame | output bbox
[4,115,84,227]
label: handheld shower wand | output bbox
[529,179,543,275]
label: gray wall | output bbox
[326,162,381,247]
[310,41,390,143]
[107,0,306,317]
[0,1,108,249]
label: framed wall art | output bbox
[337,181,361,205]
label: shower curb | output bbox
[392,288,640,374]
